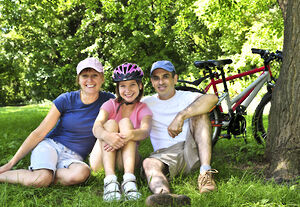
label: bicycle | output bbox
[176,48,282,146]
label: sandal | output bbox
[103,177,122,202]
[121,176,142,201]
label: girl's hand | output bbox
[120,129,135,143]
[104,132,126,150]
[103,143,115,152]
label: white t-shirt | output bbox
[142,90,199,151]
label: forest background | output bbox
[0,0,283,106]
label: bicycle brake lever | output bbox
[275,50,283,60]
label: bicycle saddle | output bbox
[194,59,232,69]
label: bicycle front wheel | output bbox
[252,92,272,144]
[175,86,221,146]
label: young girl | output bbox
[90,63,152,201]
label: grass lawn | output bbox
[0,104,299,207]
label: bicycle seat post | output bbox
[205,66,214,78]
[218,66,229,93]
[218,65,234,116]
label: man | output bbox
[142,60,219,206]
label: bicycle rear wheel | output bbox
[175,86,221,146]
[252,92,272,144]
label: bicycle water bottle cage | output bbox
[228,114,246,135]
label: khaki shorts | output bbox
[149,127,200,178]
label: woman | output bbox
[90,63,152,202]
[0,57,114,187]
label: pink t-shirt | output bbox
[101,99,152,129]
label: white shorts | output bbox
[29,138,89,173]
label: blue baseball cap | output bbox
[150,60,176,75]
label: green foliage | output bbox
[0,0,283,105]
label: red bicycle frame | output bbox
[203,65,272,112]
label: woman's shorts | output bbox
[148,127,200,178]
[29,138,89,173]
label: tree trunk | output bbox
[267,0,300,180]
[277,0,288,21]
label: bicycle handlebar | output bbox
[251,48,269,56]
[251,48,282,63]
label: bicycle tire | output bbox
[175,86,221,146]
[252,92,272,144]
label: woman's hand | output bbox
[0,162,13,174]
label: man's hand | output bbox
[167,113,184,138]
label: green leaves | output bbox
[0,0,283,105]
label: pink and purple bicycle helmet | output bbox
[112,63,144,82]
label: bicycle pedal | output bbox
[220,134,231,139]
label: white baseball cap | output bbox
[76,57,104,74]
